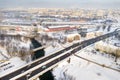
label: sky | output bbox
[0,0,120,9]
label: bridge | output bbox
[0,29,120,80]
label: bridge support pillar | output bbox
[30,38,54,80]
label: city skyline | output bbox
[0,0,120,9]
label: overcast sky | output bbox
[0,0,120,9]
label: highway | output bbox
[0,30,119,80]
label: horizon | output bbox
[0,0,120,9]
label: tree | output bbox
[102,24,106,31]
[96,26,100,31]
[107,25,111,32]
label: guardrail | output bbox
[0,30,119,80]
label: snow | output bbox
[53,46,120,80]
[45,41,77,56]
[0,57,26,76]
[0,46,10,60]
[0,37,32,76]
[52,26,120,80]
[0,21,120,80]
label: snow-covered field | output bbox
[53,45,120,80]
[0,57,26,76]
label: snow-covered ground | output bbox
[0,36,32,76]
[52,45,120,80]
[0,57,26,76]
